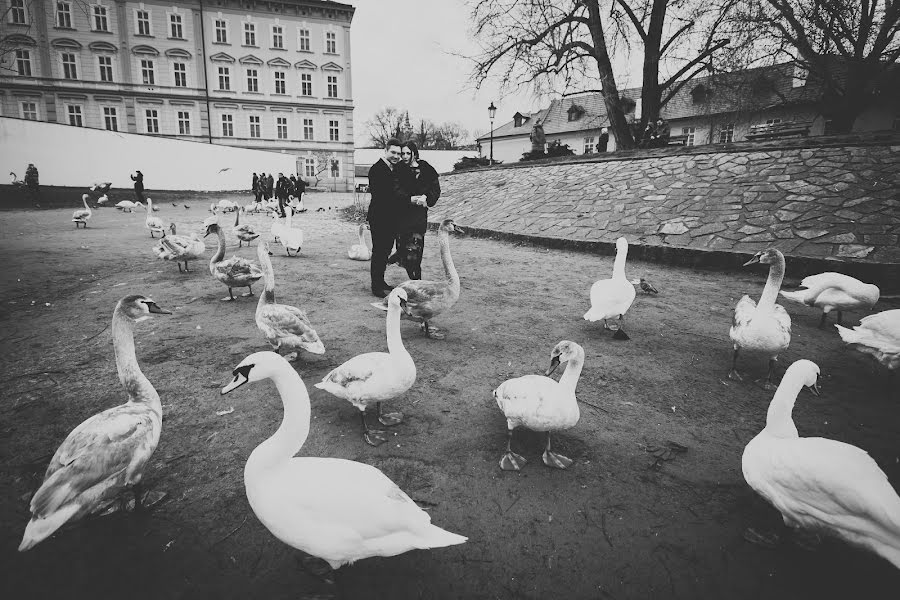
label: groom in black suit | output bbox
[367,138,411,297]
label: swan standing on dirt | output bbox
[115,200,142,212]
[835,309,900,372]
[72,194,92,228]
[494,341,584,471]
[271,208,303,256]
[780,272,879,327]
[584,237,637,340]
[233,207,259,247]
[204,222,263,301]
[145,199,167,237]
[317,288,415,446]
[256,241,324,360]
[348,223,371,261]
[729,248,792,388]
[371,219,463,339]
[221,351,466,571]
[153,223,206,273]
[742,359,900,569]
[19,295,170,551]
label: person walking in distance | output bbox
[24,163,40,208]
[366,138,412,298]
[131,170,145,204]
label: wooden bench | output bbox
[745,121,812,141]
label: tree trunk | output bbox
[639,0,668,132]
[584,0,635,150]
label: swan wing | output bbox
[257,304,322,346]
[320,353,390,387]
[732,295,757,328]
[398,280,454,319]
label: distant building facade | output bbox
[479,61,900,164]
[0,0,355,190]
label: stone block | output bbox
[707,236,735,249]
[835,209,864,220]
[660,221,689,235]
[738,224,766,235]
[747,216,778,227]
[822,232,857,243]
[775,210,801,221]
[743,232,777,242]
[693,222,728,236]
[795,228,830,239]
[665,233,693,246]
[862,234,899,245]
[796,243,835,257]
[836,244,875,258]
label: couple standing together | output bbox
[367,138,441,298]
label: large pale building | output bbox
[0,0,355,190]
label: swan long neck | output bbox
[111,306,160,416]
[245,367,310,476]
[763,376,803,439]
[235,210,240,227]
[386,300,406,355]
[210,227,226,271]
[145,199,153,215]
[612,243,628,279]
[83,197,90,210]
[558,352,585,393]
[438,229,459,287]
[757,255,785,313]
[257,247,276,305]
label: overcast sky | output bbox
[348,0,544,146]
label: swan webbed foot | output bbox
[378,412,403,426]
[612,328,630,341]
[542,450,574,469]
[743,527,780,548]
[818,312,828,328]
[364,430,388,446]
[241,288,254,297]
[727,369,743,381]
[221,296,236,301]
[422,323,445,339]
[500,452,527,471]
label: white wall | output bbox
[479,135,531,164]
[354,148,478,175]
[0,117,298,190]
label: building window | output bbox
[177,111,191,134]
[15,49,31,76]
[298,28,310,51]
[681,126,695,146]
[10,0,27,24]
[325,31,336,53]
[20,101,38,120]
[272,25,283,49]
[57,1,72,28]
[170,14,183,38]
[249,115,260,138]
[103,106,118,131]
[140,59,155,85]
[246,68,258,92]
[136,9,151,35]
[300,72,312,96]
[302,118,314,140]
[215,19,227,43]
[327,75,338,98]
[274,71,285,94]
[583,136,595,154]
[173,62,186,87]
[792,63,808,88]
[221,114,233,137]
[329,119,339,141]
[765,118,782,126]
[218,66,230,90]
[244,22,256,46]
[330,158,340,177]
[67,104,83,126]
[304,157,315,177]
[98,55,113,81]
[61,52,78,79]
[145,109,159,133]
[718,123,734,143]
[93,5,109,32]
[276,116,287,140]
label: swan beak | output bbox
[147,301,171,315]
[810,383,820,397]
[454,225,465,234]
[545,355,561,377]
[742,254,761,266]
[222,373,248,394]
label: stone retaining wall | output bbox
[429,135,900,287]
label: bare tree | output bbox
[727,0,900,132]
[432,122,469,149]
[467,0,733,149]
[364,107,406,147]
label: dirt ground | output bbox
[1,192,899,600]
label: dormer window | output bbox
[513,111,527,127]
[567,104,584,122]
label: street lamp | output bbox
[488,102,497,165]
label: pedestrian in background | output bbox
[131,170,145,204]
[24,163,40,208]
[252,172,260,203]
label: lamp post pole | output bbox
[488,102,496,166]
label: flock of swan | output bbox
[19,194,900,581]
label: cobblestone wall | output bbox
[430,139,900,269]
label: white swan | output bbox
[115,200,142,212]
[221,351,466,570]
[494,341,584,471]
[233,207,259,247]
[835,309,900,371]
[153,223,206,273]
[217,199,239,212]
[204,222,263,301]
[72,194,92,228]
[19,295,170,551]
[256,241,324,360]
[316,288,415,446]
[729,248,792,388]
[780,272,879,327]
[145,199,167,237]
[584,237,637,340]
[271,209,303,256]
[348,223,371,261]
[742,359,900,569]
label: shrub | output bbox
[453,156,501,171]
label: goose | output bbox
[780,272,880,327]
[729,248,792,388]
[742,359,900,569]
[233,207,259,247]
[96,194,109,205]
[115,200,142,212]
[19,295,170,551]
[370,219,463,339]
[272,208,303,256]
[204,222,263,301]
[835,309,900,372]
[256,241,324,360]
[316,288,415,446]
[145,199,167,237]
[584,237,637,340]
[72,194,92,228]
[153,224,206,273]
[348,223,371,261]
[221,351,466,572]
[494,341,584,471]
